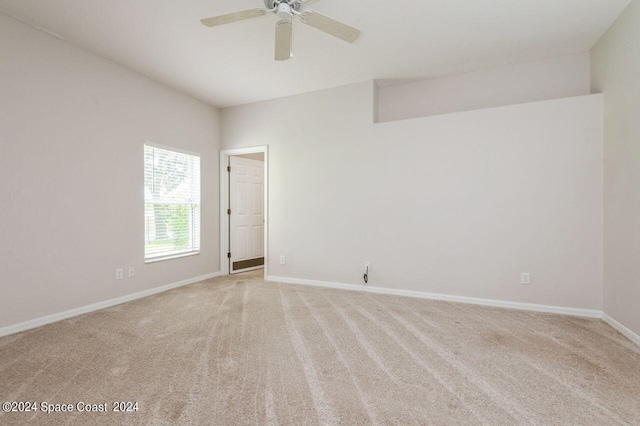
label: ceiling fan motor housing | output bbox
[264,0,302,13]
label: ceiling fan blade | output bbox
[275,20,293,61]
[302,11,361,43]
[201,9,266,27]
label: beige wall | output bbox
[0,13,220,328]
[377,53,591,122]
[591,0,640,336]
[222,82,604,310]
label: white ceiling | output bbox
[0,0,630,108]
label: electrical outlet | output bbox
[521,272,531,285]
[128,267,135,278]
[280,255,286,265]
[116,268,124,280]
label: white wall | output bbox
[0,13,220,329]
[222,82,604,310]
[591,0,640,336]
[377,53,591,122]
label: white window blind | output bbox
[144,144,201,261]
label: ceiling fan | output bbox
[201,0,361,61]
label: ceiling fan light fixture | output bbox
[276,3,293,20]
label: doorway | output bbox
[219,146,268,277]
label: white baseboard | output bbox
[603,313,640,348]
[5,272,638,349]
[266,275,603,319]
[0,271,224,338]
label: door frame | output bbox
[219,146,269,277]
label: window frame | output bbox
[144,142,201,263]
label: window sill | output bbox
[145,251,200,264]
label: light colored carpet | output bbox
[1,271,639,425]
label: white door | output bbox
[229,156,264,274]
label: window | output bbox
[144,143,201,262]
